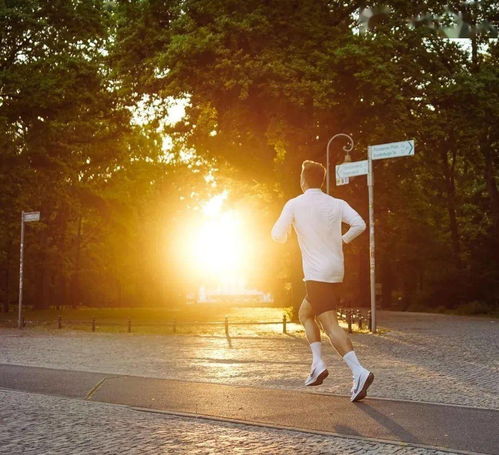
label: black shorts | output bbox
[305,281,340,316]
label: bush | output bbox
[454,301,492,315]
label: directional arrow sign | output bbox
[335,160,368,182]
[23,211,40,222]
[370,140,414,160]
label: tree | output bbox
[112,0,498,311]
[1,1,134,309]
[2,1,496,313]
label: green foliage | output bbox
[111,0,498,311]
[1,1,498,313]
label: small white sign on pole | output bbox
[336,177,350,186]
[23,211,40,222]
[370,140,414,160]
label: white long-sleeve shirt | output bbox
[271,188,366,283]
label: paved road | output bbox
[0,365,499,453]
[1,311,497,408]
[1,364,498,454]
[1,311,498,454]
[0,389,453,455]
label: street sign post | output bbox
[333,140,415,333]
[18,211,40,329]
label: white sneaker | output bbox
[305,362,329,386]
[351,369,374,402]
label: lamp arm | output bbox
[326,133,355,194]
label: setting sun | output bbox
[192,210,247,279]
[183,192,251,285]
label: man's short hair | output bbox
[301,160,326,188]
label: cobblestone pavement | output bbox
[0,389,455,455]
[1,312,497,409]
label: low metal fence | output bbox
[6,314,290,336]
[336,308,372,333]
[3,310,370,335]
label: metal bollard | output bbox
[173,319,176,334]
[58,316,62,329]
[347,310,352,334]
[282,314,287,334]
[358,313,363,330]
[224,316,229,338]
[92,318,96,332]
[368,310,372,332]
[128,319,131,333]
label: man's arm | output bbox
[341,200,366,244]
[271,200,294,243]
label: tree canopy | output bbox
[1,1,498,315]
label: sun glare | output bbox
[186,192,250,284]
[202,191,228,217]
[194,211,245,277]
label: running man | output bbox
[271,160,374,402]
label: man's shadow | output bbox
[349,401,420,444]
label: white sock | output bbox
[343,351,365,376]
[310,342,323,366]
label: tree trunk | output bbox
[71,214,82,309]
[440,146,462,269]
[482,140,499,236]
[2,241,11,313]
[381,254,393,309]
[358,241,370,308]
[35,225,51,309]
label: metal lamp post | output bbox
[326,133,354,195]
[325,134,376,333]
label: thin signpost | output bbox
[335,140,414,333]
[18,211,40,329]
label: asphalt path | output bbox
[0,363,497,454]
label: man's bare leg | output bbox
[299,298,328,386]
[298,298,320,343]
[316,310,352,356]
[318,310,374,401]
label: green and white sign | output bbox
[370,140,414,160]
